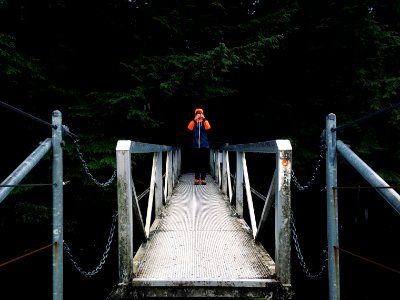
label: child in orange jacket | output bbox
[187,108,211,185]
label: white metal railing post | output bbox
[166,151,173,198]
[274,140,292,287]
[326,113,340,300]
[116,140,135,285]
[176,148,181,178]
[235,152,244,217]
[145,152,159,236]
[214,151,220,186]
[226,153,233,203]
[215,150,220,181]
[154,152,163,215]
[212,149,218,179]
[52,110,63,300]
[171,150,176,187]
[242,153,257,238]
[209,150,215,178]
[221,150,228,195]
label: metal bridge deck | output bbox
[130,174,287,298]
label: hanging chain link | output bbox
[71,137,117,187]
[291,129,327,191]
[64,211,118,277]
[290,212,328,280]
[289,130,328,279]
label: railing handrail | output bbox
[326,113,400,300]
[336,140,400,214]
[212,139,292,287]
[0,138,52,203]
[0,110,64,300]
[220,139,292,153]
[131,141,178,153]
[115,140,181,287]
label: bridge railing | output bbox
[210,139,292,288]
[325,113,400,300]
[0,110,64,300]
[115,140,181,285]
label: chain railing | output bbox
[70,137,117,187]
[291,129,326,192]
[63,211,117,277]
[60,128,118,279]
[290,212,328,280]
[289,130,328,280]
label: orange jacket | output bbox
[187,118,211,148]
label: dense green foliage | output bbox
[1,0,400,211]
[1,1,400,299]
[1,0,400,226]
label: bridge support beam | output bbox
[52,110,63,300]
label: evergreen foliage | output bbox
[1,0,399,215]
[0,0,399,198]
[1,2,400,298]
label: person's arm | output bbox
[188,120,195,130]
[204,119,211,130]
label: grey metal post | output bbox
[274,143,292,286]
[116,140,134,284]
[235,152,244,217]
[326,113,340,300]
[166,151,173,198]
[209,150,215,178]
[154,152,163,215]
[176,149,181,178]
[221,151,228,195]
[52,111,63,300]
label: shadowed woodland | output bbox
[1,1,400,299]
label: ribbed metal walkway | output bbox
[130,173,287,298]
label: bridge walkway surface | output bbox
[129,173,288,298]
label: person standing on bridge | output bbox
[187,108,211,185]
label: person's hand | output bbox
[194,112,204,120]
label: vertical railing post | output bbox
[274,141,292,287]
[215,151,221,186]
[226,153,233,203]
[221,151,228,195]
[154,152,163,215]
[116,140,134,286]
[235,152,244,217]
[52,110,63,300]
[209,150,215,178]
[326,113,340,300]
[165,151,173,199]
[177,149,181,178]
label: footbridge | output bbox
[112,139,292,298]
[1,101,399,300]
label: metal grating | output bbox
[132,173,276,287]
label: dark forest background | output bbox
[1,0,399,299]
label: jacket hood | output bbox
[194,108,203,115]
